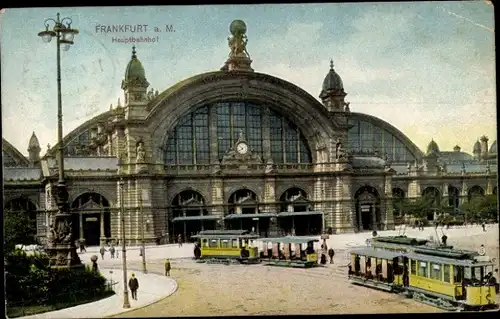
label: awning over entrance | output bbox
[278,211,323,217]
[172,215,221,222]
[224,213,277,220]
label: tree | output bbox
[460,195,498,222]
[4,211,37,253]
[393,197,434,220]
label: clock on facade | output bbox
[236,142,249,155]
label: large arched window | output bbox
[165,106,210,165]
[348,118,417,163]
[164,101,312,165]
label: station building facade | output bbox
[3,21,498,246]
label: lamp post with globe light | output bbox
[38,13,82,269]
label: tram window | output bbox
[209,239,219,248]
[418,261,428,277]
[464,267,472,280]
[471,267,483,282]
[232,239,238,248]
[454,266,463,282]
[430,263,442,280]
[202,239,208,247]
[443,264,451,283]
[410,260,416,275]
[221,240,230,248]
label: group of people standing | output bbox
[100,244,118,259]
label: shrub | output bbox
[6,250,111,308]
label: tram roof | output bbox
[349,247,402,260]
[191,234,260,239]
[258,236,319,244]
[404,252,494,267]
[197,230,249,235]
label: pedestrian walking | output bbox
[109,245,116,259]
[441,234,448,246]
[79,239,86,253]
[100,246,106,260]
[165,258,171,276]
[177,234,183,247]
[482,222,486,232]
[128,273,139,300]
[328,248,335,264]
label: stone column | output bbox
[100,211,106,245]
[358,208,363,231]
[371,204,377,231]
[486,179,493,195]
[460,180,468,205]
[384,174,394,230]
[211,178,224,231]
[79,212,84,241]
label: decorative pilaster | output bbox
[383,173,394,230]
[211,178,225,229]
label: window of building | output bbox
[165,102,312,165]
[443,264,451,283]
[430,263,442,281]
[410,259,416,275]
[418,261,428,277]
[347,117,417,163]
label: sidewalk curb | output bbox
[104,268,178,318]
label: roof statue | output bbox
[228,20,250,58]
[221,20,253,72]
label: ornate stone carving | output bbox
[221,131,262,165]
[335,138,347,159]
[136,141,146,163]
[147,88,159,101]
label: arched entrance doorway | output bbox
[71,193,111,246]
[422,187,441,220]
[468,185,485,201]
[170,190,212,242]
[226,189,267,234]
[278,187,321,235]
[493,186,498,196]
[355,186,381,231]
[4,197,38,243]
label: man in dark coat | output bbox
[441,234,448,246]
[165,259,171,276]
[128,273,139,300]
[328,248,335,264]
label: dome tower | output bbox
[121,46,150,107]
[319,59,349,112]
[28,131,41,166]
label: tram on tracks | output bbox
[259,236,320,268]
[348,245,499,311]
[191,230,260,264]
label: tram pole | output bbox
[140,189,147,274]
[119,178,131,309]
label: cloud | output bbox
[1,6,495,159]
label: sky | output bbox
[0,2,496,157]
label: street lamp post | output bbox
[38,13,82,269]
[119,178,131,308]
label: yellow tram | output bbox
[259,236,319,268]
[191,230,260,264]
[348,246,498,311]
